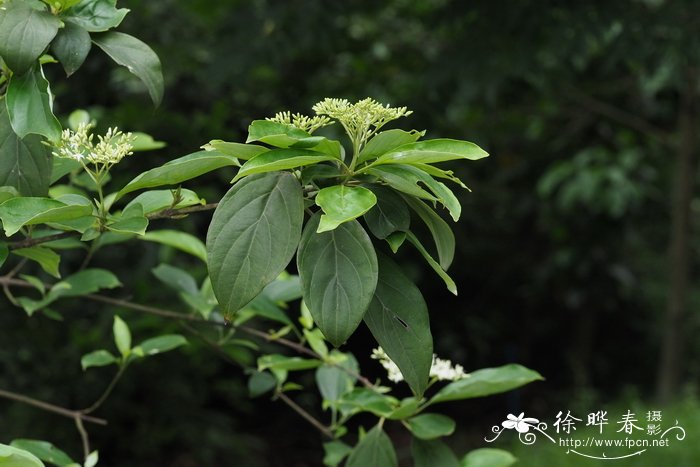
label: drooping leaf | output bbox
[81,349,118,370]
[137,334,187,356]
[346,426,397,467]
[141,230,207,262]
[364,253,433,396]
[0,2,61,74]
[403,196,455,270]
[117,150,238,198]
[11,246,60,278]
[357,129,425,165]
[297,214,378,347]
[364,185,410,239]
[206,172,303,317]
[461,448,517,467]
[6,66,62,141]
[406,232,457,295]
[429,364,544,405]
[202,140,269,160]
[372,138,488,166]
[62,0,129,32]
[368,165,461,221]
[233,148,337,182]
[412,439,460,467]
[315,185,377,232]
[51,20,91,76]
[0,442,45,467]
[113,315,131,357]
[406,414,456,440]
[0,103,51,196]
[10,439,75,467]
[92,31,163,106]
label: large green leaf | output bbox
[297,214,378,347]
[403,196,455,270]
[364,185,410,239]
[0,2,61,74]
[6,66,62,141]
[364,253,433,396]
[368,165,461,221]
[412,439,460,467]
[372,138,488,166]
[141,230,207,262]
[429,364,543,405]
[406,231,457,295]
[315,185,377,232]
[117,150,238,198]
[0,197,92,236]
[346,426,397,467]
[10,439,74,467]
[51,20,92,76]
[406,414,456,440]
[357,129,424,165]
[233,148,337,182]
[63,0,129,32]
[12,246,60,278]
[461,448,517,467]
[0,103,51,196]
[92,31,163,106]
[0,442,45,467]
[206,172,303,317]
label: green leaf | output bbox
[0,243,8,268]
[12,247,60,278]
[368,165,461,221]
[303,328,329,358]
[138,334,187,356]
[51,20,91,76]
[297,214,378,347]
[63,0,129,32]
[0,197,92,237]
[106,215,148,236]
[84,451,98,467]
[263,274,302,302]
[257,354,321,371]
[372,139,488,166]
[0,2,61,74]
[152,264,198,295]
[248,371,277,398]
[202,140,269,161]
[0,186,20,204]
[323,441,353,467]
[387,397,421,420]
[364,253,433,396]
[346,426,397,467]
[0,442,45,467]
[233,148,337,182]
[81,349,117,370]
[315,185,377,232]
[385,231,406,253]
[10,439,74,467]
[0,103,51,196]
[357,129,425,165]
[407,414,456,440]
[130,132,166,151]
[364,185,410,239]
[142,230,207,262]
[412,439,460,467]
[338,388,398,417]
[246,120,311,147]
[92,31,163,106]
[113,315,131,357]
[123,188,204,215]
[403,196,455,270]
[206,172,303,317]
[6,66,62,141]
[461,448,517,467]
[429,364,544,405]
[406,232,457,295]
[117,150,239,198]
[315,353,358,403]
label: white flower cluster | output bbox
[266,111,333,134]
[372,347,468,384]
[53,124,135,166]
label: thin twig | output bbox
[0,389,107,425]
[8,232,76,250]
[179,321,242,367]
[81,365,126,415]
[146,202,218,220]
[74,415,90,461]
[276,391,333,439]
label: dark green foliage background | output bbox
[2,0,699,465]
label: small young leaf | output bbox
[428,364,544,405]
[461,448,517,467]
[407,414,456,440]
[346,426,397,467]
[113,315,131,357]
[297,214,378,347]
[315,185,377,232]
[81,349,118,370]
[130,132,166,151]
[84,450,99,467]
[304,328,329,358]
[107,216,148,236]
[138,334,187,356]
[207,172,303,317]
[92,32,163,106]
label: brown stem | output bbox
[0,389,107,425]
[146,202,218,220]
[276,391,333,439]
[74,415,90,461]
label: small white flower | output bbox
[372,347,469,384]
[52,124,135,166]
[502,413,540,433]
